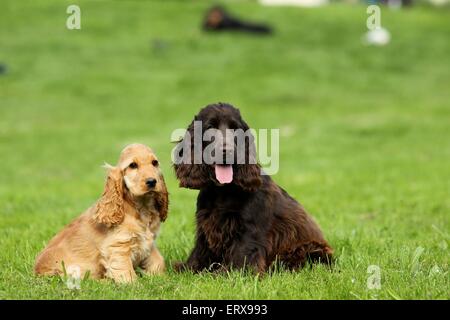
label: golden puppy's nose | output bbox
[146,178,157,188]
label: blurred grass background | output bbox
[0,0,449,299]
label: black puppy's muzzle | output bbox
[222,148,234,164]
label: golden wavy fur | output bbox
[34,144,169,283]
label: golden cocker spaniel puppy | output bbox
[34,144,169,283]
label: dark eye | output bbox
[152,159,159,167]
[229,121,239,130]
[205,119,218,130]
[129,162,138,169]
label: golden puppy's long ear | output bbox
[155,175,169,222]
[93,165,125,227]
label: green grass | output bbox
[0,0,449,299]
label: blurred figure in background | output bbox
[203,5,273,35]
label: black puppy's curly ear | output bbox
[174,163,210,189]
[234,164,262,192]
[234,124,262,192]
[173,120,210,189]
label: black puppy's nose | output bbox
[146,178,157,188]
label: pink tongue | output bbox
[215,165,233,184]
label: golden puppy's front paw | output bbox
[143,246,166,275]
[145,259,165,275]
[111,271,137,284]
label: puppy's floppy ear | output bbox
[234,120,262,192]
[155,175,169,222]
[174,162,210,189]
[93,164,125,227]
[235,164,262,192]
[173,119,210,189]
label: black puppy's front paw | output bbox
[172,261,188,272]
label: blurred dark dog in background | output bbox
[203,6,272,35]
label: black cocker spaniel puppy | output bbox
[173,103,333,273]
